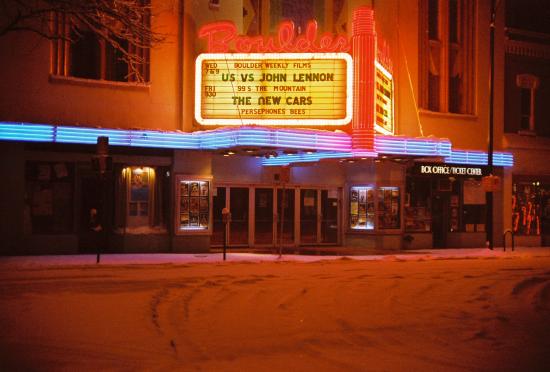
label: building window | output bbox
[405,177,432,232]
[50,5,151,83]
[516,74,539,133]
[406,173,487,234]
[419,0,476,114]
[244,0,344,35]
[128,167,151,223]
[25,162,74,234]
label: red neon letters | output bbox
[198,21,350,53]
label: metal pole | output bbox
[223,222,227,261]
[486,0,496,250]
[279,185,286,258]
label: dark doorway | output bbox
[229,187,249,246]
[255,188,274,245]
[300,189,318,244]
[277,188,295,245]
[78,173,113,253]
[542,195,550,246]
[212,187,226,246]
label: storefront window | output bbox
[350,186,375,230]
[129,167,150,218]
[462,179,485,232]
[405,178,432,232]
[512,180,550,236]
[25,162,74,234]
[176,176,210,233]
[378,187,400,229]
[118,166,169,232]
[406,170,487,234]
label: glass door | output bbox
[300,189,318,244]
[229,187,249,246]
[255,188,274,245]
[211,187,226,246]
[321,189,339,243]
[277,188,295,245]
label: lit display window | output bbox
[512,181,550,236]
[129,167,151,219]
[350,186,375,230]
[176,177,211,233]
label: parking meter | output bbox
[222,208,231,260]
[222,207,232,224]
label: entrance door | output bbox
[432,193,449,248]
[277,188,295,245]
[321,189,338,243]
[211,186,249,246]
[78,172,113,253]
[229,187,249,245]
[212,187,226,246]
[255,188,274,245]
[300,189,318,244]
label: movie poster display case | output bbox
[175,175,212,235]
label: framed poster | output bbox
[200,182,209,196]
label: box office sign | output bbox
[413,164,488,177]
[195,53,353,126]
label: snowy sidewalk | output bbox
[0,247,549,268]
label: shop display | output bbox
[512,181,549,236]
[178,179,210,231]
[378,187,400,229]
[404,206,431,232]
[349,186,375,230]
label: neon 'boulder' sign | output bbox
[198,20,350,53]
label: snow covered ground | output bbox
[1,248,549,371]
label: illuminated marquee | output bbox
[374,61,394,135]
[195,53,353,126]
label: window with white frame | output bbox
[419,0,476,114]
[116,166,169,232]
[50,3,151,83]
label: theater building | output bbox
[0,0,515,255]
[503,0,550,247]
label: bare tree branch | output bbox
[0,0,165,82]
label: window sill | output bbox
[346,230,402,235]
[517,130,537,137]
[49,74,151,91]
[418,109,478,121]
